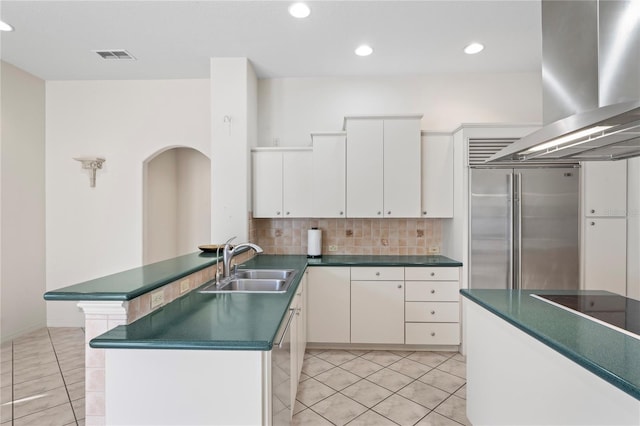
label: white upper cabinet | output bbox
[311,133,346,218]
[252,148,312,218]
[252,150,283,218]
[345,116,422,218]
[346,119,385,217]
[421,133,454,218]
[584,161,627,217]
[383,118,422,217]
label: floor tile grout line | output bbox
[11,341,14,424]
[299,349,467,426]
[48,328,79,425]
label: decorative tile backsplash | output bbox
[252,217,443,255]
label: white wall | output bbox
[143,148,211,265]
[210,58,257,243]
[176,148,211,254]
[628,157,640,300]
[1,61,46,341]
[144,149,178,264]
[46,79,210,326]
[258,72,542,146]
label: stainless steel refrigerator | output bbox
[469,167,579,290]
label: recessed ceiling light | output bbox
[0,20,14,32]
[355,45,373,57]
[464,42,484,55]
[289,3,310,18]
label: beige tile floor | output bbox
[2,328,470,426]
[1,328,85,426]
[294,349,470,426]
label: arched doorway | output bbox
[143,147,211,264]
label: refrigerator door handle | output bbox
[508,173,514,290]
[515,173,523,290]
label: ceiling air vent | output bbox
[93,50,136,60]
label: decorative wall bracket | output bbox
[73,157,106,187]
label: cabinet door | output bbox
[346,119,384,218]
[296,272,307,381]
[422,133,453,218]
[584,161,627,217]
[383,118,421,218]
[283,151,312,218]
[252,151,283,218]
[351,281,404,344]
[312,135,346,218]
[307,267,350,343]
[584,218,627,295]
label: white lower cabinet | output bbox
[306,265,461,347]
[307,267,350,343]
[584,218,627,295]
[405,323,460,345]
[351,279,405,344]
[404,267,461,345]
[290,271,307,411]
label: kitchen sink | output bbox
[234,269,294,280]
[198,269,297,294]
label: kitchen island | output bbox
[46,253,461,425]
[461,289,640,426]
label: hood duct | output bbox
[488,0,640,163]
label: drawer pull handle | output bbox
[387,211,391,215]
[431,332,436,337]
[430,272,435,276]
[591,209,595,214]
[430,289,435,294]
[398,284,402,289]
[430,310,435,315]
[375,272,380,276]
[590,221,595,226]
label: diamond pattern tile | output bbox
[296,348,469,426]
[3,328,85,426]
[6,328,470,426]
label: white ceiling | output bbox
[0,0,542,81]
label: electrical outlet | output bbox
[328,245,338,252]
[428,246,440,254]
[180,279,190,294]
[150,291,165,309]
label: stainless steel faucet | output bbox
[222,237,264,278]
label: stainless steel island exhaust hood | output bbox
[489,0,640,163]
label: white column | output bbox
[210,58,258,243]
[77,301,128,426]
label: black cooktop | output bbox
[536,294,640,337]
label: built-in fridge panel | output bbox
[518,168,579,290]
[470,169,512,290]
[470,167,579,291]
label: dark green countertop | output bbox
[44,252,221,301]
[307,254,461,267]
[90,256,309,351]
[461,289,640,401]
[89,254,462,351]
[45,254,461,302]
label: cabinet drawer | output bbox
[405,323,460,345]
[350,267,404,281]
[405,267,459,281]
[405,281,459,302]
[405,302,459,322]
